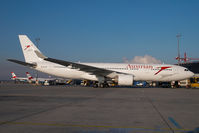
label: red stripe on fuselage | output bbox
[155,66,171,75]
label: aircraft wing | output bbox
[44,57,122,77]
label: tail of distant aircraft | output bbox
[19,35,46,63]
[26,72,33,80]
[11,72,17,79]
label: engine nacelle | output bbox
[117,74,134,86]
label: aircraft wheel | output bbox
[99,83,109,88]
[93,83,98,88]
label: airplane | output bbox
[26,72,53,81]
[10,72,28,82]
[8,35,194,87]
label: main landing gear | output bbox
[93,82,109,88]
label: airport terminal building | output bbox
[179,61,199,74]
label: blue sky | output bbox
[0,0,199,79]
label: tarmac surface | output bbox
[0,83,199,133]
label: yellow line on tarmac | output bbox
[0,121,190,132]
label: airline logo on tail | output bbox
[11,72,17,79]
[24,45,31,50]
[26,72,33,80]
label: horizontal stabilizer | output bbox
[7,59,37,67]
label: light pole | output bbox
[35,38,40,83]
[176,34,181,65]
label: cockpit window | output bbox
[184,69,189,71]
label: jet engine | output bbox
[116,74,134,86]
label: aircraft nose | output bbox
[186,70,194,79]
[189,71,194,77]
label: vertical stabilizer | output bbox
[26,72,33,80]
[19,35,44,63]
[11,72,17,79]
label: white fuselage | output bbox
[34,60,194,82]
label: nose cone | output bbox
[188,71,194,78]
[177,66,195,81]
[184,71,194,79]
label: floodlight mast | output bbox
[35,38,40,83]
[35,38,40,46]
[176,34,181,65]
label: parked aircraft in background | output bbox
[26,72,55,82]
[11,72,57,85]
[8,35,194,87]
[11,72,28,82]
